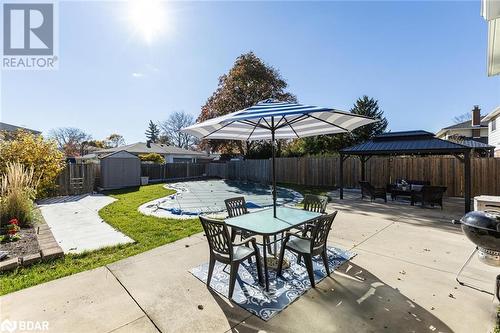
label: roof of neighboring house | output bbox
[341,130,471,156]
[458,139,495,149]
[95,142,207,157]
[483,106,500,122]
[0,122,41,134]
[437,117,488,133]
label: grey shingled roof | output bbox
[0,122,41,134]
[95,142,206,156]
[459,139,495,149]
[442,117,488,130]
[341,131,471,155]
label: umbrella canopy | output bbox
[182,99,377,217]
[182,99,376,140]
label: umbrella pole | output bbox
[271,117,277,218]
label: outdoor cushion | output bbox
[411,184,423,192]
[233,245,254,261]
[287,237,311,254]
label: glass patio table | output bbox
[225,206,322,292]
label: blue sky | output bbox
[1,0,499,143]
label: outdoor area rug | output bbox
[190,246,355,321]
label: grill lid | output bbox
[460,211,500,232]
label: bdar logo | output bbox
[0,319,17,333]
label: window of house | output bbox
[493,117,497,132]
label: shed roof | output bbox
[100,150,140,159]
[341,131,471,156]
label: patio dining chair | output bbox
[303,194,329,214]
[225,197,251,241]
[199,216,264,298]
[295,194,329,234]
[225,196,272,254]
[277,212,337,288]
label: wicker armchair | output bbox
[277,212,337,288]
[411,186,447,209]
[359,181,387,202]
[199,216,263,298]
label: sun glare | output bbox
[128,0,167,44]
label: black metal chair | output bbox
[277,212,337,288]
[199,216,264,298]
[359,181,387,202]
[303,194,328,214]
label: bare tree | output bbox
[453,112,472,124]
[106,133,125,147]
[160,111,197,149]
[48,127,92,156]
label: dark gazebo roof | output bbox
[341,130,471,156]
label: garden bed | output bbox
[0,227,40,260]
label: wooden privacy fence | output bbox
[141,163,207,181]
[55,163,100,196]
[206,156,500,198]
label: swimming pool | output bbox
[138,179,303,219]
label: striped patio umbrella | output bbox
[182,99,377,216]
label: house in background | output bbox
[484,106,500,156]
[94,141,212,163]
[436,106,489,144]
[481,0,500,76]
[0,122,41,138]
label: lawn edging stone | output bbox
[36,221,64,261]
[0,258,19,272]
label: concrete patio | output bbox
[1,194,497,333]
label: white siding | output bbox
[488,116,500,155]
[440,128,488,139]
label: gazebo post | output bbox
[464,151,471,213]
[360,156,366,182]
[339,153,345,199]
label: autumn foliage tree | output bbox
[286,95,388,156]
[0,130,65,197]
[198,52,296,156]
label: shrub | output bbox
[139,153,165,164]
[0,162,39,228]
[0,130,65,197]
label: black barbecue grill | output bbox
[455,209,500,300]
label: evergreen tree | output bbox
[350,95,388,144]
[145,120,160,143]
[285,95,388,156]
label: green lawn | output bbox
[279,183,336,200]
[0,184,202,295]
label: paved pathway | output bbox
[2,194,497,332]
[37,194,133,254]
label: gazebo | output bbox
[339,130,473,213]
